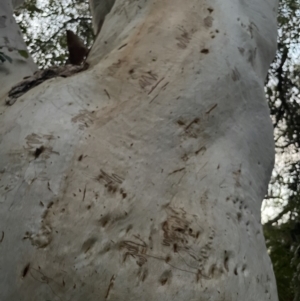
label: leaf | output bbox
[18,49,29,59]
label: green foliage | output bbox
[18,49,29,58]
[264,0,300,300]
[15,0,94,68]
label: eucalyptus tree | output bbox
[0,0,279,300]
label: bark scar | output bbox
[105,275,116,299]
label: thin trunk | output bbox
[0,0,37,96]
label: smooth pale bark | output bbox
[0,0,278,300]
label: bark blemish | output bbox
[82,237,97,253]
[22,263,30,278]
[105,275,115,299]
[138,268,148,282]
[82,185,87,202]
[148,77,165,95]
[208,264,217,277]
[106,183,118,194]
[242,264,248,276]
[184,118,200,138]
[162,207,206,273]
[206,104,218,114]
[47,201,54,209]
[233,167,242,187]
[248,48,257,66]
[103,88,110,99]
[204,16,213,28]
[120,239,148,266]
[195,146,206,155]
[231,68,241,81]
[118,43,127,50]
[99,215,110,228]
[150,94,159,103]
[159,270,172,285]
[176,29,191,49]
[120,188,127,199]
[139,71,158,90]
[108,59,124,76]
[168,167,185,175]
[181,154,189,161]
[201,49,209,54]
[30,225,52,248]
[34,145,45,158]
[126,224,133,233]
[224,252,229,272]
[0,231,4,243]
[238,47,245,55]
[96,170,124,194]
[71,110,95,129]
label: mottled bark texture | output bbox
[0,0,278,300]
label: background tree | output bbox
[263,0,300,300]
[15,0,93,67]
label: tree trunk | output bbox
[0,0,279,300]
[0,0,37,95]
